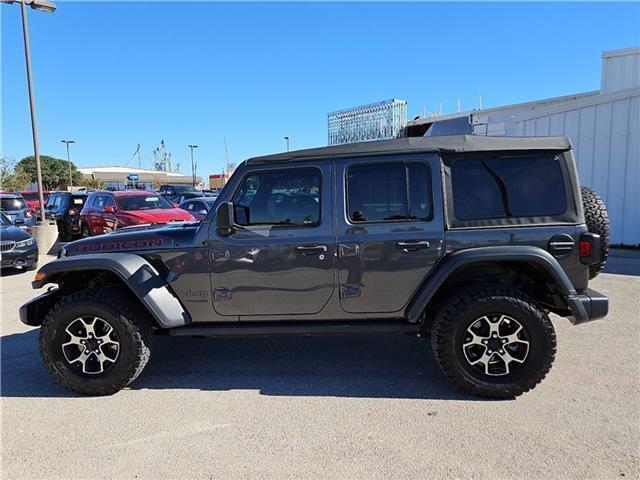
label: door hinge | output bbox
[211,249,230,262]
[340,284,362,298]
[213,288,232,301]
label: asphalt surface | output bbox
[1,250,638,479]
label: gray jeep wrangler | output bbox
[20,135,610,398]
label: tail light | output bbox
[24,209,33,218]
[579,233,600,265]
[68,208,78,216]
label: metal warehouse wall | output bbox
[512,88,640,246]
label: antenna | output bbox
[224,136,231,176]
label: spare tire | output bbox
[581,186,610,279]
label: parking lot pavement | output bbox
[1,252,639,479]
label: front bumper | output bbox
[566,288,609,325]
[0,247,38,269]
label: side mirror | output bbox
[198,209,208,216]
[14,218,25,226]
[104,205,116,213]
[172,203,179,208]
[216,202,235,236]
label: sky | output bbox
[2,1,639,178]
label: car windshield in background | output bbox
[0,198,27,211]
[116,195,173,211]
[22,192,49,201]
[174,185,197,193]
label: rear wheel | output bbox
[431,286,556,399]
[39,288,153,395]
[581,186,610,279]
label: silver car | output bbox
[0,194,36,227]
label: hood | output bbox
[120,208,194,223]
[64,221,200,256]
[0,225,32,241]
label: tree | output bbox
[17,155,83,190]
[0,156,30,191]
[79,177,105,190]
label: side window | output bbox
[183,201,194,211]
[450,154,567,221]
[104,196,115,209]
[233,168,321,227]
[347,162,432,223]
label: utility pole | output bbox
[61,139,75,189]
[284,136,290,152]
[2,0,57,219]
[188,144,198,187]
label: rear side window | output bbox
[450,154,567,221]
[346,162,432,223]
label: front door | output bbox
[210,162,335,317]
[336,154,445,314]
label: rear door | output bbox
[210,162,334,317]
[336,154,445,314]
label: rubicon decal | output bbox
[74,238,164,252]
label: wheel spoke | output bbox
[60,316,120,376]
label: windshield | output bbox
[0,198,27,211]
[116,195,173,211]
[21,192,49,201]
[174,185,197,193]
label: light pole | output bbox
[188,144,198,187]
[284,136,290,152]
[1,0,56,220]
[61,139,75,189]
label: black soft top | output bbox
[247,135,572,164]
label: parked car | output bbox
[19,190,50,212]
[157,184,199,204]
[22,136,610,398]
[0,194,36,228]
[0,212,38,270]
[179,196,218,220]
[44,191,88,241]
[80,190,196,236]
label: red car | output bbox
[20,190,50,212]
[79,190,195,236]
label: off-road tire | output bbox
[581,186,609,279]
[39,287,153,395]
[431,286,556,399]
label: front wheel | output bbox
[431,286,556,399]
[39,288,153,395]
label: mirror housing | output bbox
[14,218,25,226]
[216,202,235,236]
[198,209,208,216]
[104,205,116,213]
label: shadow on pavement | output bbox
[1,331,478,401]
[0,267,30,278]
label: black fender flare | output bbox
[21,253,191,328]
[405,246,579,323]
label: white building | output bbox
[407,47,640,246]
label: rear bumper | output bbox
[566,288,609,325]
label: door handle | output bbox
[396,240,430,252]
[296,245,328,254]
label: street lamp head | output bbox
[61,139,75,144]
[1,0,57,13]
[188,144,199,149]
